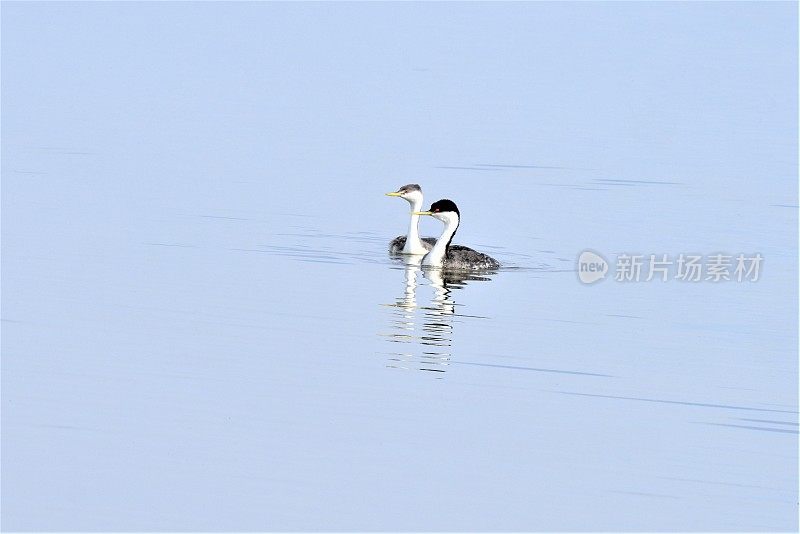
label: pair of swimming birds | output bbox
[386,184,500,270]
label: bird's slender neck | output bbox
[403,197,425,253]
[423,214,459,267]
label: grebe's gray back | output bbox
[385,184,436,255]
[388,235,436,254]
[414,199,500,270]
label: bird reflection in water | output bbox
[381,256,495,375]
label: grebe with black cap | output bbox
[385,184,437,255]
[414,199,500,270]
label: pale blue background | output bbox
[2,2,797,531]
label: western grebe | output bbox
[385,184,437,255]
[414,199,500,270]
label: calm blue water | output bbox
[2,3,797,531]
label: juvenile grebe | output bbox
[385,184,437,255]
[414,199,500,270]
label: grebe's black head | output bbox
[427,199,460,217]
[415,199,461,249]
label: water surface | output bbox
[2,2,797,531]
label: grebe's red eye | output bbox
[433,208,439,212]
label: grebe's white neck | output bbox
[402,192,428,255]
[422,212,459,267]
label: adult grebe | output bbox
[414,199,500,270]
[385,184,437,255]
